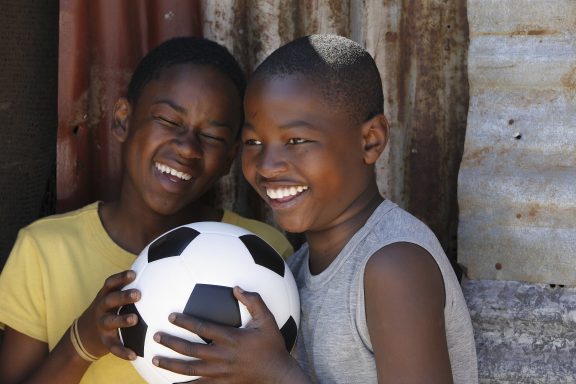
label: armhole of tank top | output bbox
[355,252,374,353]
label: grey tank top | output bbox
[287,200,478,383]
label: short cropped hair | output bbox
[252,34,383,124]
[127,36,246,105]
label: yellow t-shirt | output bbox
[0,202,293,383]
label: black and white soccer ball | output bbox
[117,221,300,384]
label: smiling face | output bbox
[242,75,384,234]
[115,64,241,217]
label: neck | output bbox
[99,198,221,255]
[305,187,383,275]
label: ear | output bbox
[361,114,389,165]
[112,98,132,143]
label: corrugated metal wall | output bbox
[461,1,576,381]
[57,0,470,261]
[459,0,576,285]
[57,0,202,213]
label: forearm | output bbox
[3,326,93,384]
[274,355,312,384]
[28,341,92,384]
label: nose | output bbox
[254,143,289,179]
[174,132,203,160]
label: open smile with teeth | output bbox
[266,186,309,200]
[155,162,192,181]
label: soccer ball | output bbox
[117,222,300,383]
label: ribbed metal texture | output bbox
[459,0,576,284]
[201,0,470,259]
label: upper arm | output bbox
[0,326,48,383]
[364,242,453,384]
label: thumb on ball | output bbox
[233,286,272,321]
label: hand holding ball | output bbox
[118,222,300,383]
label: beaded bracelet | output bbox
[69,318,99,362]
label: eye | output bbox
[154,115,180,128]
[199,133,227,143]
[287,138,308,145]
[244,139,262,146]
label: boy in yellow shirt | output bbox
[0,36,292,384]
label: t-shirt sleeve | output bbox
[0,228,48,342]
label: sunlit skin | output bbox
[149,74,453,383]
[0,63,243,384]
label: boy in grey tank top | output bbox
[154,34,478,383]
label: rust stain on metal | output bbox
[510,26,558,36]
[396,0,469,258]
[561,64,576,92]
[462,146,491,165]
[385,31,398,42]
[528,204,540,218]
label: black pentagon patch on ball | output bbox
[279,315,298,352]
[118,303,148,357]
[148,227,200,262]
[239,234,285,277]
[184,284,241,344]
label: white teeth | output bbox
[155,162,192,181]
[266,186,308,199]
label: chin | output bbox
[273,214,309,234]
[149,201,189,217]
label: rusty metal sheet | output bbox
[459,0,576,284]
[57,0,201,212]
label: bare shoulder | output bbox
[364,242,445,307]
[363,242,453,383]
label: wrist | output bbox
[69,318,101,363]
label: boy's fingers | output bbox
[152,356,219,379]
[102,288,140,310]
[100,270,136,295]
[101,310,138,330]
[154,332,220,360]
[233,286,275,325]
[106,270,136,287]
[109,343,138,361]
[169,313,236,345]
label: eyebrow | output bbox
[152,99,187,114]
[243,120,314,131]
[279,120,314,129]
[152,99,234,130]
